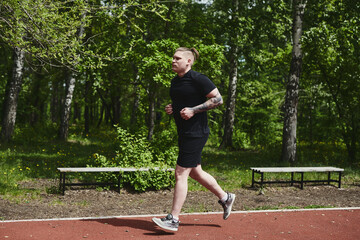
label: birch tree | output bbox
[281,0,307,163]
[0,47,24,142]
[220,0,239,149]
[58,11,87,140]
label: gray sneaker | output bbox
[218,193,236,220]
[152,213,179,231]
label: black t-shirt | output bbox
[170,70,216,137]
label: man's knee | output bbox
[175,165,191,181]
[189,171,199,180]
[189,168,205,181]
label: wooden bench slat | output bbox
[58,167,175,172]
[250,167,344,173]
[58,167,121,172]
[118,167,175,172]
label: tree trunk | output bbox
[84,75,91,135]
[147,88,156,141]
[97,89,114,125]
[220,45,238,149]
[220,0,239,149]
[59,71,76,140]
[131,83,140,129]
[130,72,140,130]
[0,47,25,142]
[58,11,86,140]
[281,0,307,163]
[112,94,121,125]
[50,79,60,123]
[97,104,104,128]
[29,71,42,126]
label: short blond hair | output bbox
[175,47,199,62]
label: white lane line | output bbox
[2,207,360,223]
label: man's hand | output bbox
[165,104,173,115]
[180,107,194,120]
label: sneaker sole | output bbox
[224,194,236,220]
[152,217,178,232]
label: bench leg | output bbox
[260,172,264,189]
[59,172,62,194]
[118,172,121,193]
[59,172,66,195]
[328,172,331,185]
[338,171,342,188]
[291,172,294,186]
[300,172,304,189]
[251,170,255,188]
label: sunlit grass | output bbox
[0,125,359,198]
[0,126,118,197]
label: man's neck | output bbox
[177,68,191,77]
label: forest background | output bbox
[0,0,359,194]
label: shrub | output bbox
[87,127,176,191]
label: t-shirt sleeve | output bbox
[196,74,216,96]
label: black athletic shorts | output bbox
[177,134,209,168]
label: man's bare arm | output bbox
[180,88,223,120]
[192,89,223,114]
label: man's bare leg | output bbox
[189,164,227,199]
[170,164,192,219]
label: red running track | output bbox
[1,208,359,240]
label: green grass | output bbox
[190,140,360,192]
[1,125,359,199]
[0,126,118,196]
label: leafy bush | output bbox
[151,129,178,166]
[87,127,176,191]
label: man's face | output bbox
[172,51,191,74]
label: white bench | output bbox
[58,167,174,195]
[250,167,344,189]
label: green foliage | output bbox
[115,127,154,167]
[151,129,178,166]
[299,0,360,162]
[136,39,179,87]
[192,43,226,85]
[1,0,88,68]
[1,0,172,70]
[235,78,284,148]
[87,126,176,191]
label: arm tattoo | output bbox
[191,92,223,114]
